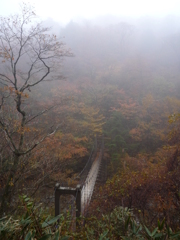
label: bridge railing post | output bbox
[54,184,82,219]
[76,184,81,219]
[55,183,60,216]
[95,134,97,151]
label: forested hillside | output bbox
[1,5,180,238]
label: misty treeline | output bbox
[1,4,180,236]
[60,16,180,230]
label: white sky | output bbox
[1,0,180,24]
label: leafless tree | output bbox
[0,3,72,215]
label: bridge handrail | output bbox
[72,142,95,182]
[55,135,104,219]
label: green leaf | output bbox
[42,215,61,228]
[151,227,158,237]
[144,225,152,237]
[24,197,30,202]
[27,202,33,207]
[154,232,163,238]
[86,232,90,240]
[60,236,70,240]
[22,194,27,199]
[158,218,165,231]
[99,230,109,240]
[38,234,52,240]
[54,230,59,240]
[20,216,32,226]
[125,215,131,232]
[166,225,171,237]
[25,231,32,240]
[0,216,7,222]
[170,231,180,238]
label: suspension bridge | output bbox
[54,135,105,219]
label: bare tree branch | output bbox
[0,3,72,215]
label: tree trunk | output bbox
[0,154,19,216]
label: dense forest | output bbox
[1,4,180,239]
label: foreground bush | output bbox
[1,196,180,239]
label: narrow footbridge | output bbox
[54,136,104,218]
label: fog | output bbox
[1,1,180,108]
[1,1,180,227]
[1,0,180,24]
[55,14,180,86]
